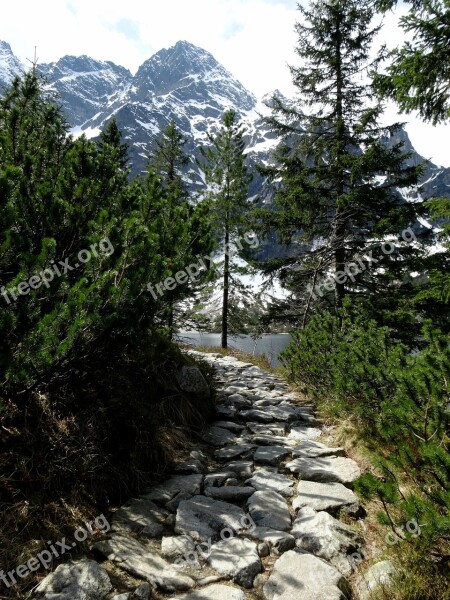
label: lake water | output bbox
[176,332,292,367]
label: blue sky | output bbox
[1,0,449,166]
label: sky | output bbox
[1,0,449,167]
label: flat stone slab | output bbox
[227,394,252,408]
[161,535,196,560]
[174,460,204,475]
[246,527,295,554]
[175,495,248,541]
[215,444,255,460]
[95,534,194,592]
[293,480,360,514]
[286,456,361,486]
[172,583,248,600]
[254,446,291,465]
[207,538,261,588]
[205,486,255,502]
[247,422,287,436]
[245,470,294,498]
[247,491,291,532]
[199,426,237,446]
[287,425,322,441]
[146,475,203,504]
[112,497,169,534]
[292,506,363,575]
[263,551,350,600]
[225,461,253,478]
[239,409,273,423]
[217,405,237,418]
[251,434,291,447]
[292,439,345,458]
[205,471,236,487]
[34,558,112,600]
[213,421,246,433]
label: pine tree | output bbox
[259,0,421,324]
[198,109,253,348]
[148,119,189,204]
[374,0,450,125]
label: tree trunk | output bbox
[221,223,230,348]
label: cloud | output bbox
[0,0,448,166]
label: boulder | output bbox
[177,365,210,399]
[33,559,112,600]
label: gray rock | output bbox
[263,551,350,600]
[34,559,112,600]
[199,426,237,446]
[190,450,207,461]
[132,583,151,599]
[292,439,345,458]
[213,421,245,433]
[204,471,235,487]
[227,394,252,408]
[174,460,204,475]
[245,470,294,498]
[239,409,273,423]
[146,474,203,504]
[111,595,130,600]
[251,434,291,447]
[247,422,287,436]
[161,535,196,560]
[247,491,291,532]
[111,497,169,534]
[217,405,237,418]
[166,491,193,513]
[292,506,363,575]
[355,560,395,600]
[287,425,322,441]
[95,534,194,592]
[171,583,248,600]
[141,523,165,538]
[246,527,295,554]
[224,385,248,395]
[215,444,255,460]
[207,538,261,588]
[177,365,210,399]
[205,486,255,502]
[293,480,360,514]
[175,495,247,541]
[254,446,291,466]
[258,542,270,558]
[225,461,253,478]
[286,456,361,486]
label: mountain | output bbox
[0,41,24,89]
[0,38,449,204]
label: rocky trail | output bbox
[33,351,388,600]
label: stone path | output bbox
[33,351,367,600]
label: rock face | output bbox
[32,351,368,600]
[263,551,351,600]
[34,558,112,600]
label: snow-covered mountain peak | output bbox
[0,40,24,89]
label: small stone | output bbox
[287,425,322,441]
[174,460,204,475]
[239,409,273,423]
[227,394,252,408]
[141,523,165,538]
[132,583,151,599]
[205,471,235,487]
[258,542,270,558]
[292,439,345,458]
[190,450,207,461]
[171,584,247,600]
[215,444,255,460]
[293,480,360,514]
[213,421,246,433]
[246,527,295,554]
[146,475,203,504]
